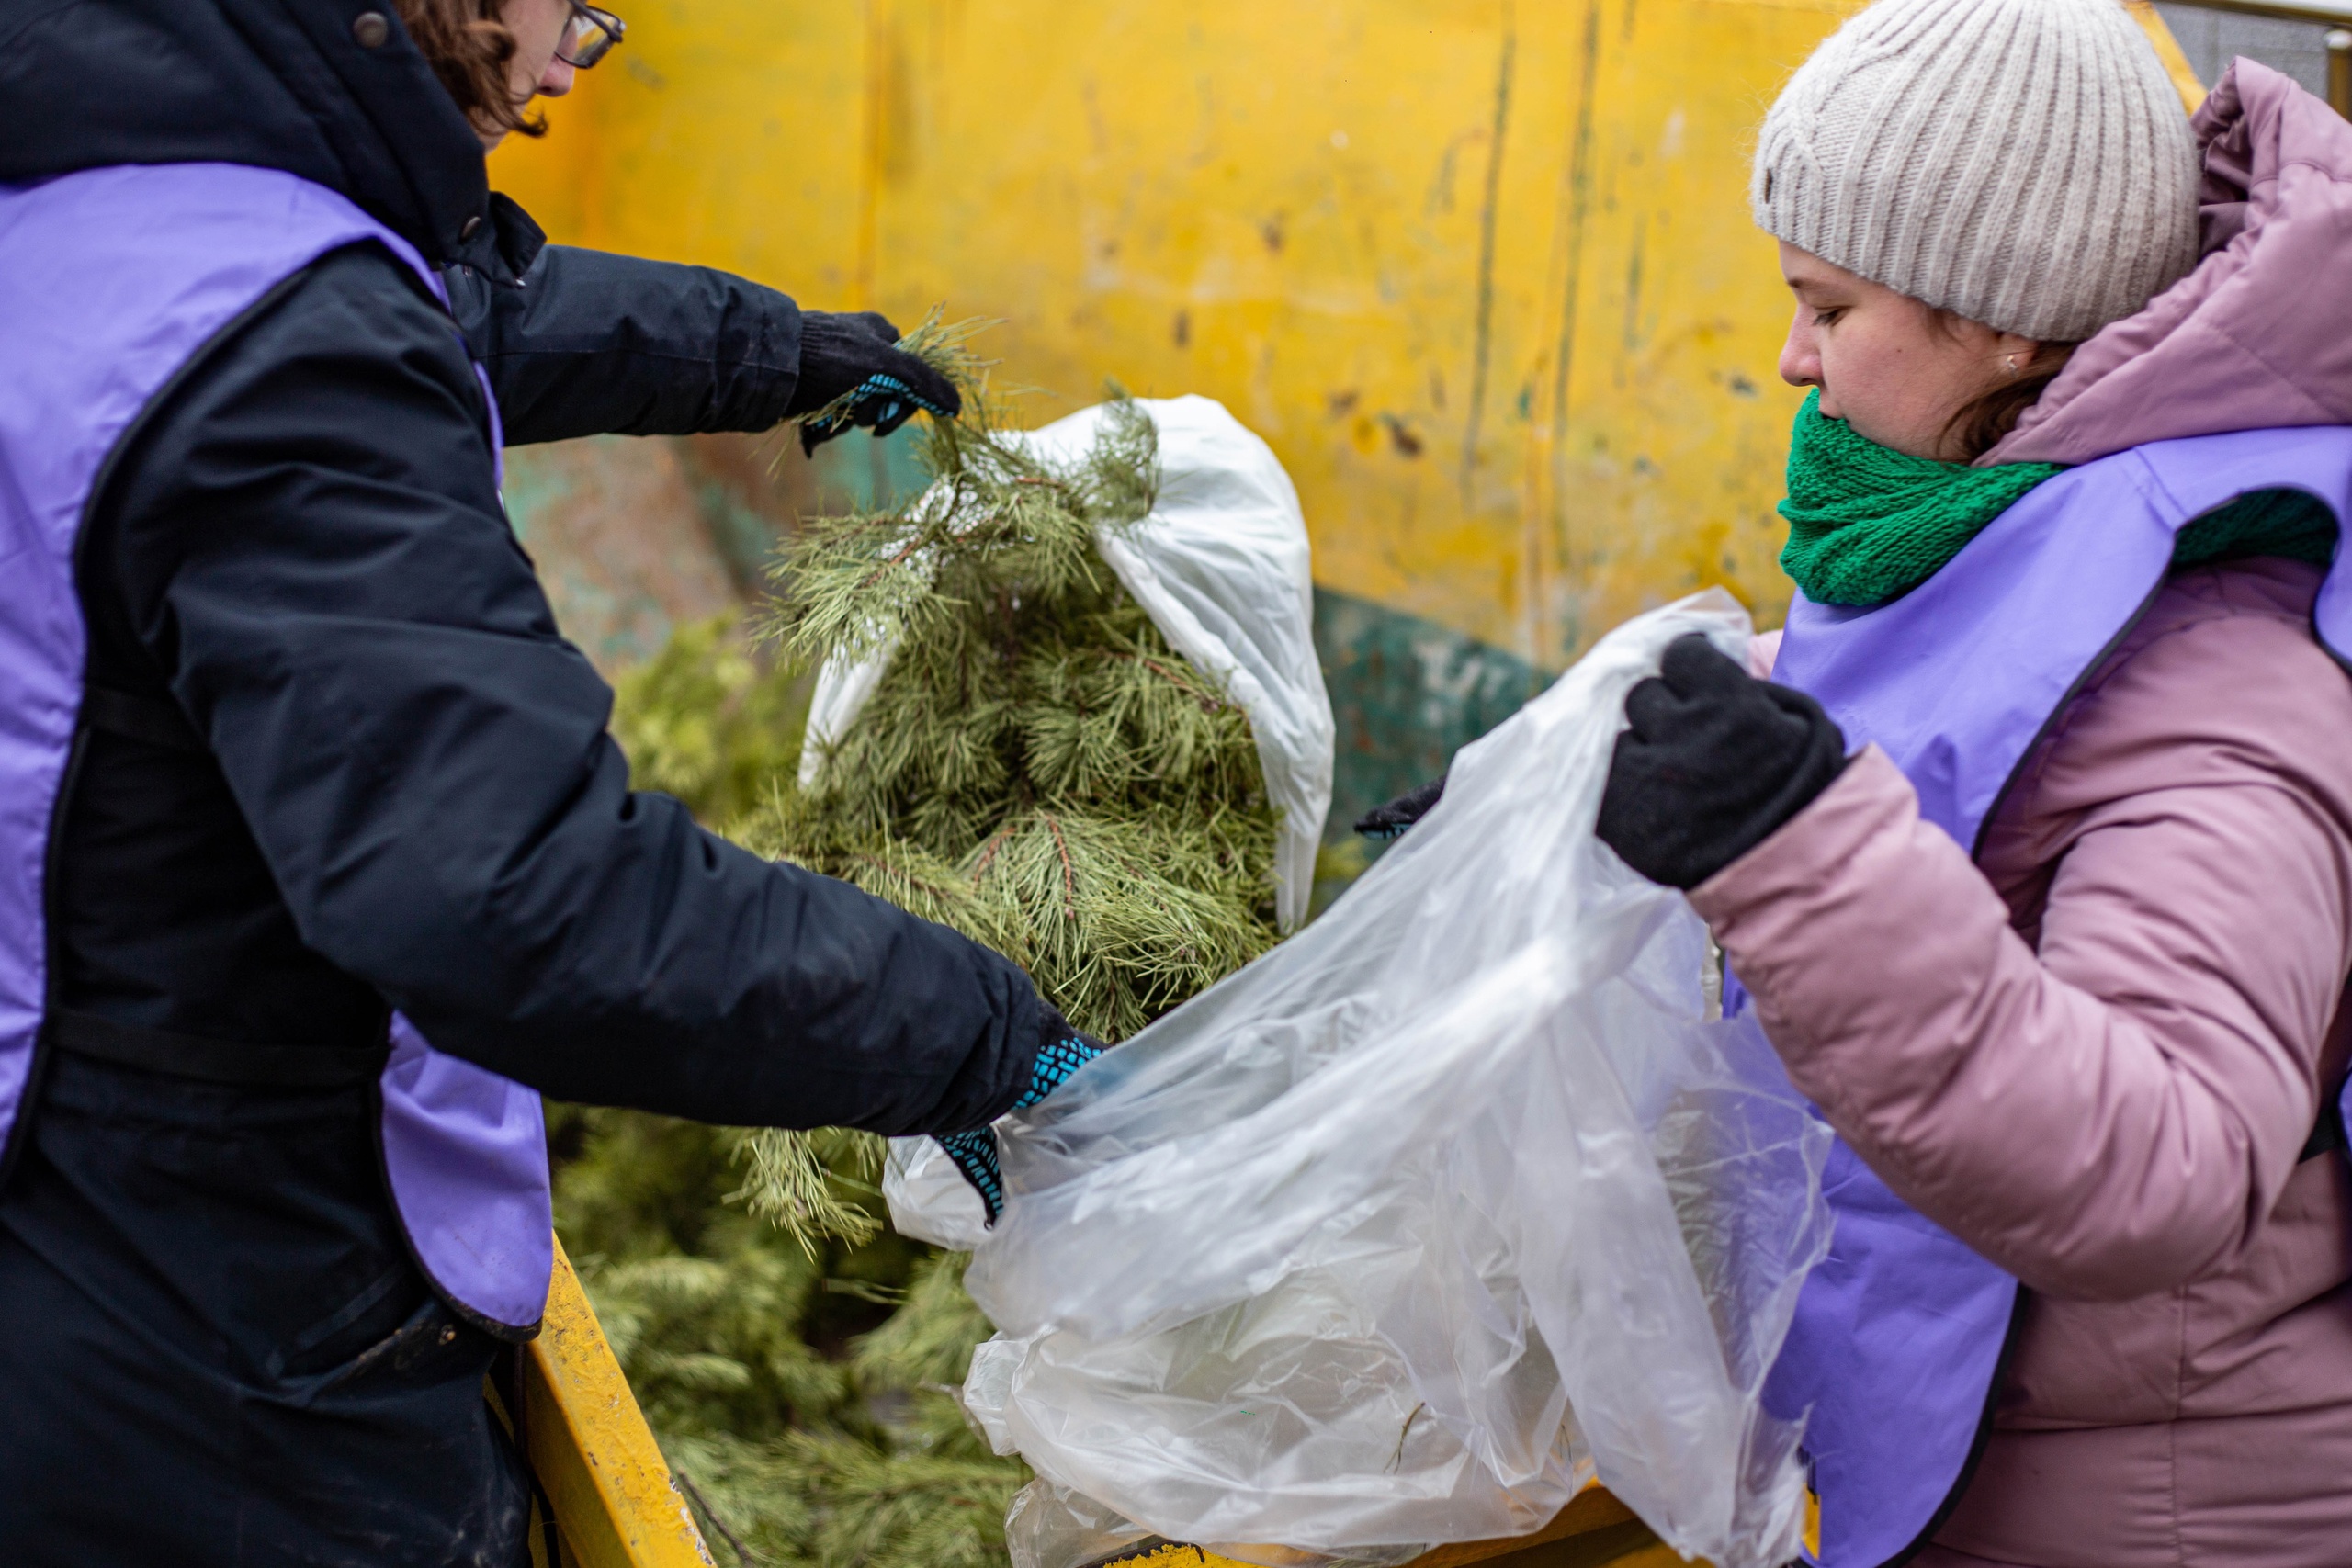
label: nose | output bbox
[1777,304,1819,389]
[538,57,577,98]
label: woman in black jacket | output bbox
[0,1,1079,1560]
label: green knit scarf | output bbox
[1777,389,2338,607]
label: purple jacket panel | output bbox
[1756,426,2352,1567]
[0,163,549,1332]
[382,1011,549,1325]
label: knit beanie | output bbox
[1752,0,2200,342]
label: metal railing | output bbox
[2165,0,2352,116]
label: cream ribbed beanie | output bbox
[1753,0,2200,342]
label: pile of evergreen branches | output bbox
[555,343,1285,1564]
[550,1102,1020,1568]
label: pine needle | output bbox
[731,1128,890,1258]
[729,375,1279,1230]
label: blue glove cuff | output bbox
[798,372,952,453]
[936,1128,1004,1224]
[933,1033,1102,1228]
[1018,1033,1104,1109]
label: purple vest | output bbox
[0,164,551,1335]
[1758,427,2352,1565]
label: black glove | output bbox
[1354,775,1446,840]
[935,1011,1106,1224]
[1595,634,1849,889]
[788,310,962,455]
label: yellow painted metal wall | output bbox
[494,0,1870,669]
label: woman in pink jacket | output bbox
[1367,0,2352,1562]
[1600,0,2352,1561]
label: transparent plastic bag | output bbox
[802,393,1333,930]
[892,591,1833,1568]
[884,1130,990,1250]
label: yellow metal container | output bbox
[495,0,1852,669]
[512,1237,717,1566]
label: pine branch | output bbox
[577,321,1286,1568]
[677,1468,764,1568]
[730,1128,890,1258]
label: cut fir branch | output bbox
[731,362,1283,1224]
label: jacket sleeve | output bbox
[98,243,1037,1133]
[1691,609,2352,1303]
[442,240,803,445]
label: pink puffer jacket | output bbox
[1695,63,2352,1567]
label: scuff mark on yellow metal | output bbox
[1460,1,1518,506]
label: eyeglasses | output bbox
[556,1,625,69]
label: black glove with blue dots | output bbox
[788,310,961,456]
[935,1018,1105,1224]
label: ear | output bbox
[1991,331,2047,377]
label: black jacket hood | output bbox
[0,0,533,274]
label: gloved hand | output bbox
[935,1012,1105,1224]
[1353,775,1446,840]
[1595,633,1849,889]
[788,310,962,455]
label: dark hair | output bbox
[394,0,545,141]
[1931,309,2075,461]
[1944,346,2075,460]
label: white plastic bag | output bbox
[801,394,1334,931]
[896,591,1832,1568]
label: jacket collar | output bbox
[0,0,505,267]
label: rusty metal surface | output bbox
[502,434,748,676]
